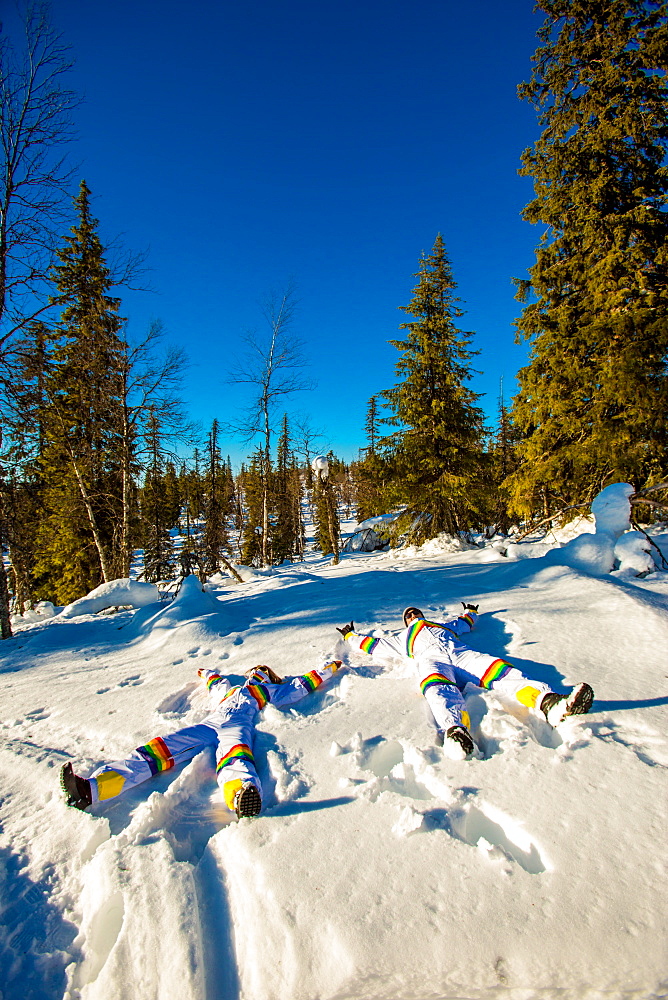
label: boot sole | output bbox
[566,683,594,716]
[236,784,262,818]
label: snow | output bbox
[57,579,160,620]
[1,509,668,999]
[614,531,655,576]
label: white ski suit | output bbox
[343,610,552,734]
[87,660,342,813]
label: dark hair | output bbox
[247,665,283,684]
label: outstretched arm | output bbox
[337,621,404,657]
[270,660,344,709]
[444,604,479,636]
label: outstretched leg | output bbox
[450,645,552,713]
[449,644,593,724]
[62,722,220,809]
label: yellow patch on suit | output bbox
[224,778,243,812]
[461,711,471,730]
[95,770,126,801]
[516,685,541,708]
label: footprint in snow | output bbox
[117,675,143,688]
[25,707,50,722]
[589,719,668,768]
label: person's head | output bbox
[246,665,283,684]
[403,607,425,627]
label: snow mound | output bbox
[613,530,655,575]
[58,579,160,619]
[591,482,634,537]
[127,573,234,646]
[11,600,59,626]
[544,483,635,576]
[389,532,479,560]
[545,531,616,576]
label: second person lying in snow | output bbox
[61,659,342,819]
[337,604,593,758]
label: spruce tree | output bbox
[201,419,230,575]
[140,412,176,583]
[382,235,487,539]
[33,181,128,602]
[273,414,299,564]
[510,0,668,515]
[355,396,390,522]
[239,451,265,567]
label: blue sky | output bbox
[39,0,544,467]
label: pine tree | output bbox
[273,414,299,564]
[239,451,265,567]
[140,411,176,583]
[201,419,230,575]
[1,322,52,610]
[312,453,341,562]
[33,181,128,602]
[355,396,390,521]
[382,235,487,540]
[510,1,668,516]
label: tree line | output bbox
[1,0,667,636]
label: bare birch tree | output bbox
[228,286,313,566]
[0,2,78,636]
[0,2,79,351]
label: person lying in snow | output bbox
[61,659,343,819]
[337,605,593,758]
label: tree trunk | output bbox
[0,552,13,638]
[70,458,113,583]
[325,481,340,565]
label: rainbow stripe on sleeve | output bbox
[136,736,174,775]
[406,619,460,656]
[459,612,475,627]
[359,635,379,654]
[480,659,513,689]
[300,669,324,692]
[420,672,455,695]
[204,672,224,690]
[216,743,254,774]
[246,684,270,709]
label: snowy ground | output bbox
[1,516,667,1000]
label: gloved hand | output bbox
[461,602,479,613]
[336,621,354,637]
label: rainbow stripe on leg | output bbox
[216,743,255,775]
[480,659,513,689]
[420,672,455,695]
[136,737,174,775]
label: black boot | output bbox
[445,725,475,757]
[60,762,92,811]
[541,683,594,726]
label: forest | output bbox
[1,0,667,635]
